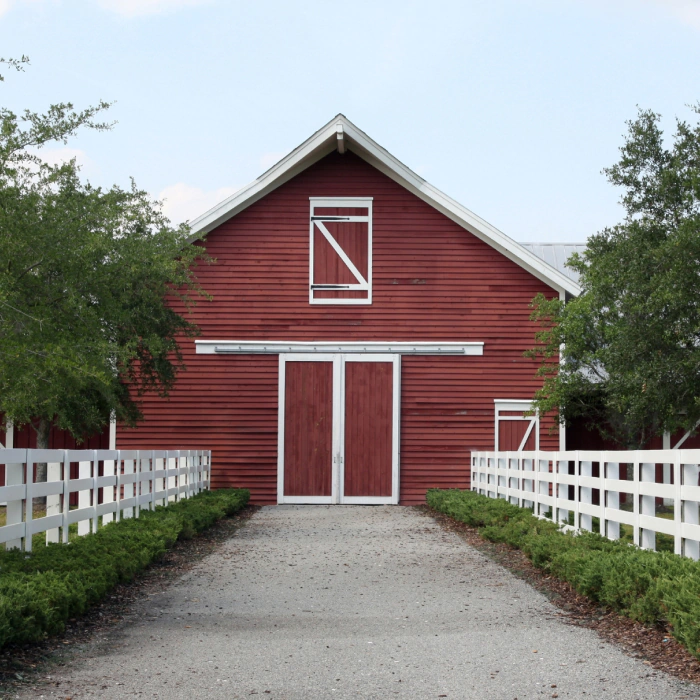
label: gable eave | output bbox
[187,114,581,297]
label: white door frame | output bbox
[277,353,400,505]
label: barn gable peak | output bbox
[188,114,580,296]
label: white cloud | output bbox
[25,146,98,178]
[157,182,241,225]
[599,0,700,30]
[97,0,211,17]
[32,146,92,169]
[0,0,55,19]
[259,151,287,172]
[0,0,210,18]
[651,0,700,29]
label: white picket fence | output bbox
[471,449,700,560]
[0,449,211,552]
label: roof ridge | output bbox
[187,115,582,296]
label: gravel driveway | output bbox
[22,505,700,699]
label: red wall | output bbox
[566,418,700,451]
[10,423,109,450]
[118,151,560,504]
[0,421,110,491]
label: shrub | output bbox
[0,488,249,649]
[427,488,700,660]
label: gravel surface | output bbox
[19,505,700,699]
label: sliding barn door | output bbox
[341,357,398,504]
[278,356,338,503]
[278,354,399,505]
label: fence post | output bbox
[134,452,141,520]
[24,453,35,553]
[573,452,580,530]
[553,453,563,524]
[5,455,25,551]
[604,459,619,540]
[3,451,27,551]
[146,451,155,511]
[44,456,62,544]
[61,451,70,544]
[682,458,700,560]
[580,459,593,532]
[674,453,682,556]
[640,459,656,551]
[194,451,201,495]
[518,454,524,508]
[102,452,116,525]
[123,453,134,519]
[115,452,122,523]
[91,450,99,535]
[154,451,166,506]
[77,456,92,536]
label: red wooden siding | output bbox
[118,150,559,504]
[343,361,393,497]
[566,419,700,451]
[0,421,109,497]
[283,361,333,497]
[10,424,109,450]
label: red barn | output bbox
[116,115,580,505]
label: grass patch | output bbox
[427,489,700,660]
[0,488,249,650]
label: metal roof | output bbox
[521,244,587,284]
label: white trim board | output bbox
[186,115,580,297]
[196,340,484,355]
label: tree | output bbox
[0,59,210,471]
[529,105,700,448]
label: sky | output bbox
[0,0,699,243]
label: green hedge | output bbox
[0,488,249,649]
[427,488,700,659]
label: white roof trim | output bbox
[188,114,581,296]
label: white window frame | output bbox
[494,399,539,451]
[309,197,373,305]
[277,353,399,504]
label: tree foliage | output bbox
[0,60,210,445]
[530,106,700,447]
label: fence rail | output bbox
[0,449,211,551]
[471,449,700,560]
